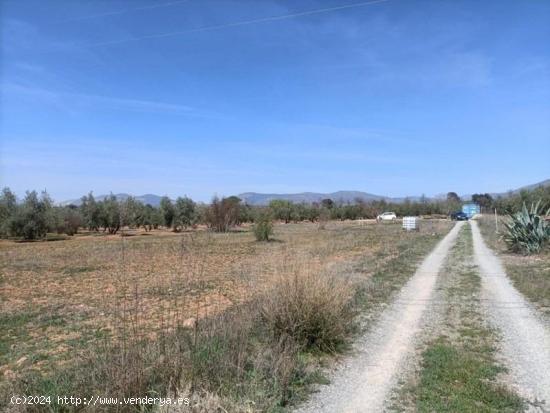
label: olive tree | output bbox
[0,187,17,237]
[8,190,53,240]
[100,194,121,234]
[120,196,142,228]
[160,196,175,229]
[141,204,163,231]
[269,200,293,223]
[80,192,102,231]
[52,206,82,236]
[172,196,197,232]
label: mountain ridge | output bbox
[61,179,549,207]
[61,193,167,207]
[240,179,550,206]
[237,191,423,206]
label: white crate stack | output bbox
[402,216,418,231]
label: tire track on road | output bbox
[296,221,464,413]
[471,220,550,411]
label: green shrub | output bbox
[253,211,273,241]
[504,201,550,254]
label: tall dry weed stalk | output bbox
[89,229,216,407]
[260,267,356,352]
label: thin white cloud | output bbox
[61,0,193,22]
[89,0,390,47]
[2,18,102,62]
[2,82,197,114]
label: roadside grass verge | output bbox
[477,215,550,316]
[354,223,452,315]
[399,224,523,412]
[1,220,452,412]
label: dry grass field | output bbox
[1,219,452,411]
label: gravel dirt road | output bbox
[471,220,550,410]
[295,221,550,412]
[296,222,464,413]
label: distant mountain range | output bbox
[62,193,166,207]
[493,179,550,197]
[461,179,550,202]
[62,179,549,207]
[240,179,550,206]
[237,191,423,206]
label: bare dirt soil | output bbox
[0,220,450,385]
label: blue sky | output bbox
[1,0,549,202]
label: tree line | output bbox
[0,189,250,240]
[1,186,548,241]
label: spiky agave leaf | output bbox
[504,201,550,254]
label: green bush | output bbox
[504,201,550,254]
[253,211,273,241]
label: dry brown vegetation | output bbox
[1,219,452,411]
[477,215,550,317]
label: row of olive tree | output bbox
[0,188,82,240]
[0,188,470,241]
[0,188,250,240]
[5,186,545,241]
[79,193,165,234]
[267,193,466,223]
[79,193,200,234]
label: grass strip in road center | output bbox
[404,225,523,412]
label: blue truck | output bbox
[462,203,481,218]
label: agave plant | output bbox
[504,201,550,255]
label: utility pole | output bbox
[494,208,499,233]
